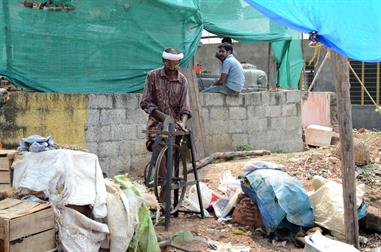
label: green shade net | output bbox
[0,0,302,93]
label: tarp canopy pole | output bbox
[333,52,359,248]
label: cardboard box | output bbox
[0,198,55,252]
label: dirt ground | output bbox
[132,130,381,251]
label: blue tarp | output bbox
[245,0,381,62]
[242,169,314,229]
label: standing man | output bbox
[140,48,191,202]
[204,43,245,96]
[140,48,191,151]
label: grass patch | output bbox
[234,144,254,152]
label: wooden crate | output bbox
[0,151,17,185]
[0,198,55,252]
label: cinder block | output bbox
[270,117,287,129]
[232,133,249,147]
[270,92,286,105]
[114,94,139,110]
[110,157,129,174]
[210,106,229,121]
[86,126,100,142]
[203,93,225,106]
[226,95,244,106]
[88,94,113,109]
[126,109,147,125]
[119,140,135,156]
[99,125,112,141]
[244,92,261,106]
[111,124,136,141]
[261,92,270,105]
[98,141,118,157]
[229,120,248,133]
[248,118,267,132]
[265,106,281,117]
[286,116,302,129]
[247,106,266,118]
[98,157,111,174]
[282,104,298,116]
[208,120,229,134]
[286,91,301,103]
[130,154,150,171]
[229,107,247,120]
[100,109,126,125]
[208,134,232,152]
[87,109,100,126]
[133,140,148,155]
[86,142,98,154]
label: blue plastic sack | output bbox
[242,169,314,229]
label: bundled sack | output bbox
[308,176,366,240]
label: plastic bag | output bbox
[218,170,241,197]
[304,230,359,252]
[184,182,219,217]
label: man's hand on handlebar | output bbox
[176,114,188,132]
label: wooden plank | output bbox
[0,157,10,171]
[333,52,359,248]
[0,171,10,184]
[0,199,22,211]
[10,229,56,252]
[0,150,16,156]
[182,68,207,159]
[9,208,54,241]
[0,202,49,220]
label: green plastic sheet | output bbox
[0,0,302,92]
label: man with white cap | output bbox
[140,48,191,201]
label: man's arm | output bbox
[214,73,227,86]
[177,79,192,131]
[214,59,231,86]
[140,74,158,114]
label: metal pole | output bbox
[267,43,271,90]
[165,123,174,230]
[188,130,205,218]
[333,52,359,248]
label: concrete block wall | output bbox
[85,94,149,176]
[201,91,304,153]
[1,90,303,176]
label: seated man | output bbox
[203,43,245,96]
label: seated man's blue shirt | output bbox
[221,54,245,92]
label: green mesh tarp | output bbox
[0,0,302,93]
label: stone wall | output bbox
[0,90,303,176]
[85,94,148,176]
[201,91,303,153]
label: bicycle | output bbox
[143,122,204,228]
